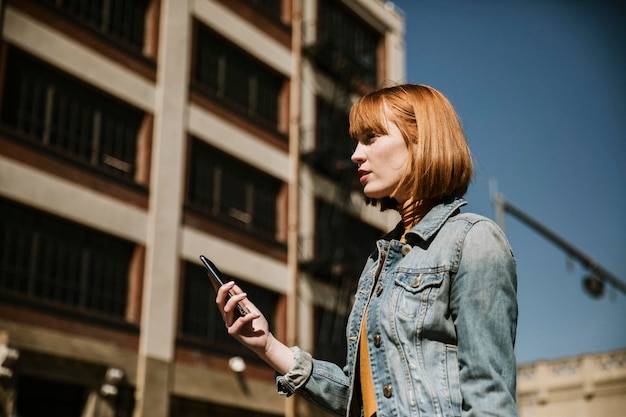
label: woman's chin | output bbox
[363,186,394,200]
[363,189,379,199]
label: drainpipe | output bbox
[286,0,302,416]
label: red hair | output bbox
[349,84,474,209]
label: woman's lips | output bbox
[358,169,370,183]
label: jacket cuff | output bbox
[275,346,313,396]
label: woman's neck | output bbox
[397,198,435,241]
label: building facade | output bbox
[517,349,626,417]
[0,1,405,416]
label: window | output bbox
[180,261,280,361]
[314,306,348,367]
[171,396,281,417]
[192,23,284,132]
[242,0,282,24]
[36,0,150,53]
[309,200,382,365]
[315,0,380,85]
[310,97,357,184]
[187,139,282,243]
[16,375,88,417]
[14,352,135,417]
[0,48,144,182]
[0,198,133,318]
[307,200,382,282]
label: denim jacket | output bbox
[276,197,519,417]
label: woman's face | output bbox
[351,117,410,203]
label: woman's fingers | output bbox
[224,292,246,318]
[215,281,233,306]
[218,281,261,327]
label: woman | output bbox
[216,84,519,417]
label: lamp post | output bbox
[492,189,626,298]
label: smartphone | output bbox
[199,255,249,317]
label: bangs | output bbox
[348,94,389,140]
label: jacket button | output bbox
[411,274,422,288]
[373,334,381,347]
[376,284,383,296]
[401,244,412,255]
[383,384,393,398]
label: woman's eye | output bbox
[363,133,379,145]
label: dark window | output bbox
[306,200,382,283]
[171,396,281,417]
[314,306,348,367]
[187,139,281,242]
[309,200,382,366]
[0,48,143,181]
[315,0,379,85]
[14,352,135,417]
[0,198,133,318]
[242,0,282,24]
[192,23,284,132]
[306,97,357,185]
[180,261,280,361]
[16,375,88,417]
[37,0,150,53]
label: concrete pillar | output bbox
[134,0,191,416]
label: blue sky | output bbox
[392,0,626,364]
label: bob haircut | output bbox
[349,84,474,210]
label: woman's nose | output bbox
[351,142,365,164]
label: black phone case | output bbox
[199,255,249,316]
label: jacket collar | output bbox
[384,196,467,244]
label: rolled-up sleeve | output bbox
[275,346,313,396]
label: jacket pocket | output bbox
[392,270,445,318]
[445,344,462,417]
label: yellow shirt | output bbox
[359,314,377,417]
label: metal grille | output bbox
[37,0,149,52]
[181,262,229,344]
[188,140,280,242]
[1,48,141,179]
[313,199,382,282]
[193,25,283,131]
[0,199,132,318]
[315,97,354,179]
[317,0,379,85]
[314,306,349,367]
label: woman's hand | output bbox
[215,281,295,375]
[216,281,268,354]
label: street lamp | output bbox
[583,275,604,298]
[492,186,626,299]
